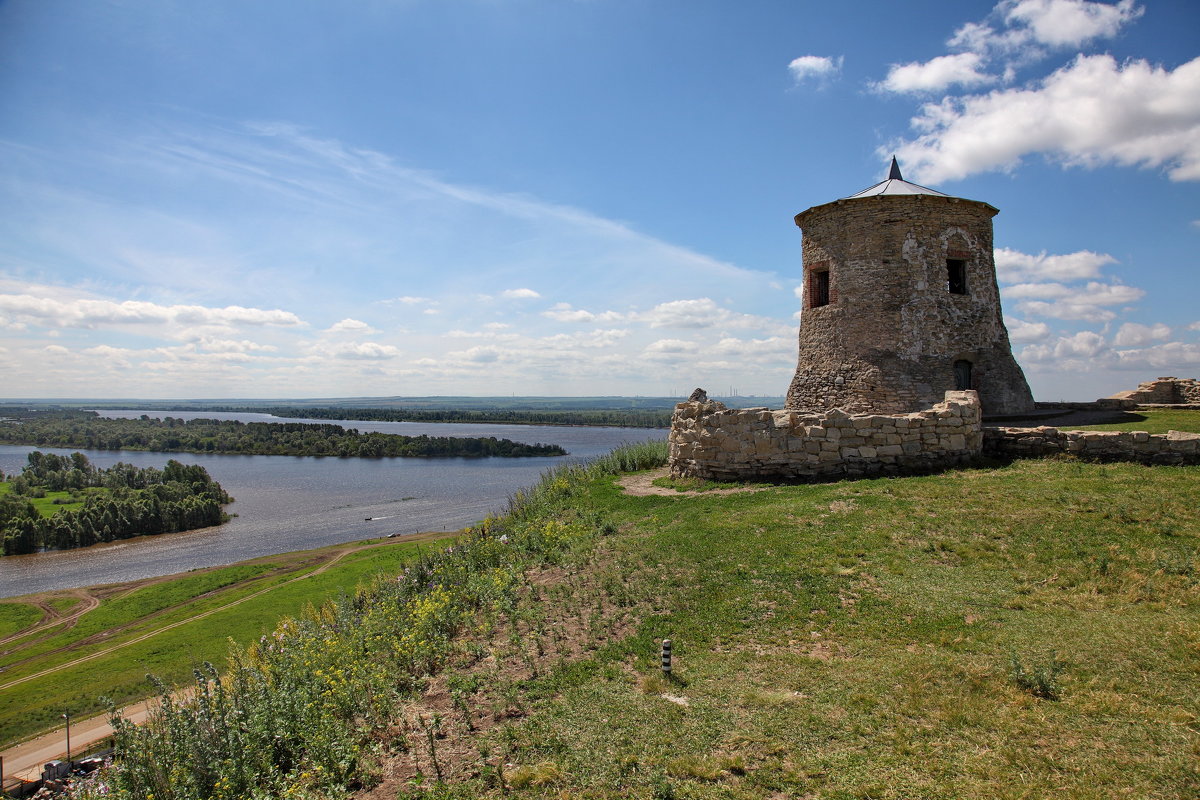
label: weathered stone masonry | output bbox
[786,163,1034,417]
[669,388,1200,481]
[1108,376,1200,406]
[669,391,983,482]
[983,426,1200,465]
[667,161,1195,483]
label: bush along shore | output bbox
[77,442,667,800]
[0,411,566,458]
[1,452,232,555]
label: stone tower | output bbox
[786,158,1034,416]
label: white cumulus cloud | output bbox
[878,53,994,94]
[1113,321,1171,346]
[0,292,302,331]
[1002,0,1143,48]
[500,288,541,299]
[788,55,843,84]
[1004,316,1051,342]
[994,247,1116,282]
[325,342,401,360]
[324,318,376,334]
[894,54,1200,184]
[541,303,625,323]
[1016,281,1144,322]
[948,0,1143,58]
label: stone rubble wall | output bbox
[669,390,983,482]
[1108,377,1200,405]
[982,426,1200,465]
[1032,399,1136,413]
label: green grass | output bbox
[0,535,452,747]
[0,602,42,638]
[47,597,80,614]
[52,441,1196,800]
[1069,408,1200,433]
[0,481,91,516]
[650,475,753,492]
[447,459,1200,799]
[28,490,87,517]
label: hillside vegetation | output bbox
[73,443,1197,800]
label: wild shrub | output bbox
[78,442,664,800]
[1009,651,1066,700]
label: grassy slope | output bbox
[463,459,1199,799]
[0,536,451,747]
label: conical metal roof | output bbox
[845,156,949,198]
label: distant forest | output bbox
[230,406,674,428]
[0,410,567,458]
[0,452,232,555]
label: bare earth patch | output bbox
[616,468,772,497]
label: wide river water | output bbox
[0,411,665,598]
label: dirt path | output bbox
[616,468,771,497]
[0,590,101,648]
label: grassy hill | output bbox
[474,459,1197,799]
[67,437,1197,800]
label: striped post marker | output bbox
[661,639,672,676]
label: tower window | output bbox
[947,259,967,294]
[810,269,830,308]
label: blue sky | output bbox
[1,0,1197,401]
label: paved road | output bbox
[1,699,155,781]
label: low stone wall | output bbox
[669,391,982,481]
[1033,399,1135,412]
[982,426,1200,465]
[1108,376,1200,405]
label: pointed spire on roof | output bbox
[843,156,949,199]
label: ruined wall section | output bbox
[669,391,982,482]
[1108,377,1200,405]
[984,426,1200,465]
[786,195,1033,416]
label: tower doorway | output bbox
[953,360,973,391]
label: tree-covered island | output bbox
[0,410,567,458]
[0,452,233,555]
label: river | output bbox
[0,412,665,598]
